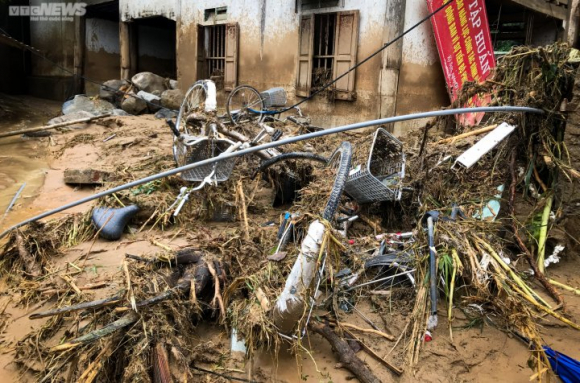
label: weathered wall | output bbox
[120,0,176,21]
[177,0,395,128]
[394,0,448,135]
[135,23,176,78]
[84,17,120,95]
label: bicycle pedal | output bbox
[271,129,283,141]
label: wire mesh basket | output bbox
[260,87,287,108]
[344,128,405,204]
[174,137,237,182]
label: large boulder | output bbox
[161,89,185,110]
[131,72,166,94]
[121,94,148,115]
[137,90,162,113]
[99,79,128,104]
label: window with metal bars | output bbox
[312,13,336,90]
[204,24,226,78]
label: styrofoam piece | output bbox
[205,81,217,112]
[453,122,516,169]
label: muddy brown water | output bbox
[0,95,61,233]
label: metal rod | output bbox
[2,183,26,221]
[0,106,543,239]
[427,216,437,316]
[345,270,416,292]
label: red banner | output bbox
[427,0,495,125]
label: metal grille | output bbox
[344,128,405,204]
[174,137,237,182]
[205,24,226,76]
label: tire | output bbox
[226,85,265,125]
[322,141,352,221]
[173,81,208,165]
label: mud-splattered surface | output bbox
[0,94,579,382]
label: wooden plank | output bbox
[509,0,567,20]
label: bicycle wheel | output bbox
[173,81,208,166]
[322,141,352,221]
[226,85,265,125]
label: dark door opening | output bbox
[133,17,176,79]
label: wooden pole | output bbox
[120,21,131,80]
[0,114,111,139]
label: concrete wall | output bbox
[174,0,447,130]
[84,17,120,95]
[120,0,176,21]
[394,0,449,135]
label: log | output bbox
[126,248,203,266]
[342,329,403,376]
[0,114,111,139]
[50,311,139,351]
[15,232,42,277]
[310,322,381,383]
[30,294,124,319]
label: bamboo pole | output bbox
[0,114,111,139]
[433,124,498,145]
[537,195,553,274]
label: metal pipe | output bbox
[427,216,437,316]
[0,106,543,239]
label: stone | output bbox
[161,89,185,111]
[62,95,115,115]
[121,94,148,115]
[99,79,127,104]
[154,108,177,119]
[169,79,178,89]
[111,108,130,116]
[64,169,113,185]
[131,72,166,94]
[136,90,162,113]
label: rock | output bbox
[64,169,113,185]
[111,108,130,116]
[161,89,185,110]
[169,79,178,89]
[154,108,178,120]
[99,79,127,104]
[62,95,115,115]
[131,72,166,94]
[136,90,162,113]
[48,110,95,125]
[121,94,148,115]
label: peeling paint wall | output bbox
[120,0,176,21]
[394,0,449,135]
[85,17,120,95]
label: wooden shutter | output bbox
[224,23,239,91]
[333,11,359,101]
[295,15,314,97]
[196,25,207,80]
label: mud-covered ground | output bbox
[0,95,579,382]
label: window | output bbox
[296,11,358,100]
[204,7,227,22]
[300,0,340,11]
[197,23,238,90]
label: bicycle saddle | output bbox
[92,205,139,240]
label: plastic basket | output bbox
[344,128,405,204]
[260,87,287,108]
[174,137,237,182]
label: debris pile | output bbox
[1,43,580,382]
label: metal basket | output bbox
[344,128,405,204]
[260,87,287,108]
[174,137,237,182]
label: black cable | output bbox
[251,152,328,178]
[280,0,456,113]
